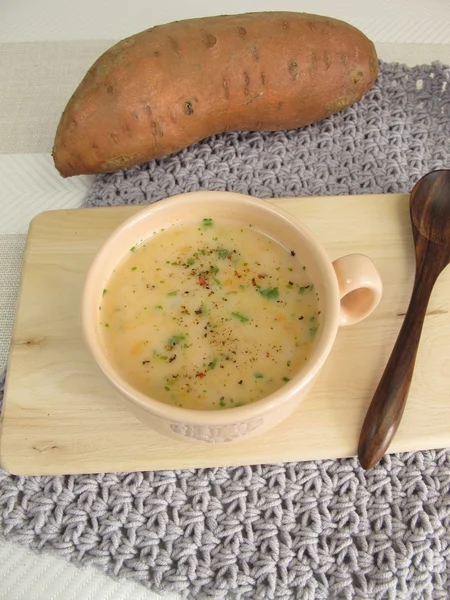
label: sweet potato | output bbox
[52,12,378,177]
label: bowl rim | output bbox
[81,190,341,425]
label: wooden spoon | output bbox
[358,169,450,470]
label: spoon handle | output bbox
[358,267,434,470]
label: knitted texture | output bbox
[1,61,450,600]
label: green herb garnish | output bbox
[282,377,290,382]
[167,334,186,346]
[102,289,107,296]
[202,218,214,228]
[231,312,249,323]
[254,372,264,379]
[131,266,137,271]
[217,248,231,259]
[167,291,177,296]
[259,287,279,300]
[130,246,136,252]
[187,258,195,265]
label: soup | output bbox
[99,217,320,410]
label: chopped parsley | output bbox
[231,312,249,323]
[217,248,231,259]
[167,334,186,346]
[259,287,279,300]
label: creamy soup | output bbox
[99,217,320,410]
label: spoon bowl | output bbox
[411,170,450,248]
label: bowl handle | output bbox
[332,253,383,326]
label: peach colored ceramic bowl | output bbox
[82,191,382,444]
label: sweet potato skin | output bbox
[52,12,378,177]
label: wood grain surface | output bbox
[1,193,449,476]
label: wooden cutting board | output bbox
[1,194,449,476]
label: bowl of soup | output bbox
[82,191,382,443]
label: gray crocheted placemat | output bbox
[1,61,450,600]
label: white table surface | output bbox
[1,1,449,599]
